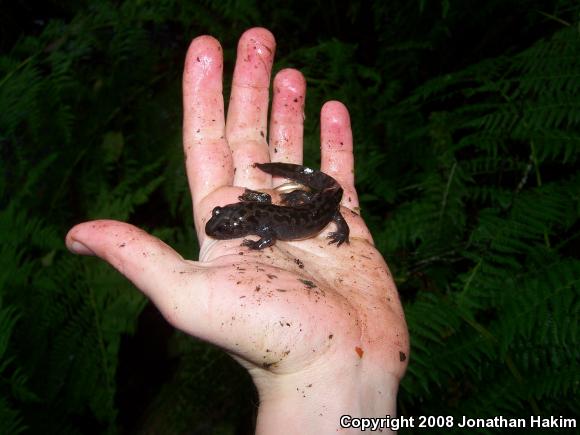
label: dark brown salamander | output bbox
[205,163,350,250]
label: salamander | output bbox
[205,163,350,250]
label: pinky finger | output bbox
[319,101,358,211]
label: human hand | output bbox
[66,27,408,433]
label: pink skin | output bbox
[66,28,409,433]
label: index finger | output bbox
[182,36,233,211]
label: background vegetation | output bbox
[1,0,578,433]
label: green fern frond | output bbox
[0,396,25,435]
[89,161,165,220]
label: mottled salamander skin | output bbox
[205,163,350,250]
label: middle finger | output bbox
[226,28,276,189]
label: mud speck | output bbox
[298,279,316,289]
[294,258,305,268]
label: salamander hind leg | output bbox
[280,189,313,206]
[327,211,350,246]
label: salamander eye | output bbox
[212,206,222,216]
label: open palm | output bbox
[67,28,408,432]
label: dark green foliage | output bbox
[378,12,580,429]
[1,0,578,434]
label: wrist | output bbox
[251,361,401,434]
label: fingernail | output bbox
[70,240,95,256]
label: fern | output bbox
[0,305,26,435]
[382,20,580,425]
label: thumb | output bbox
[65,220,199,322]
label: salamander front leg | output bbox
[239,189,272,203]
[241,230,275,250]
[242,225,276,250]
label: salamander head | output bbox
[205,205,254,239]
